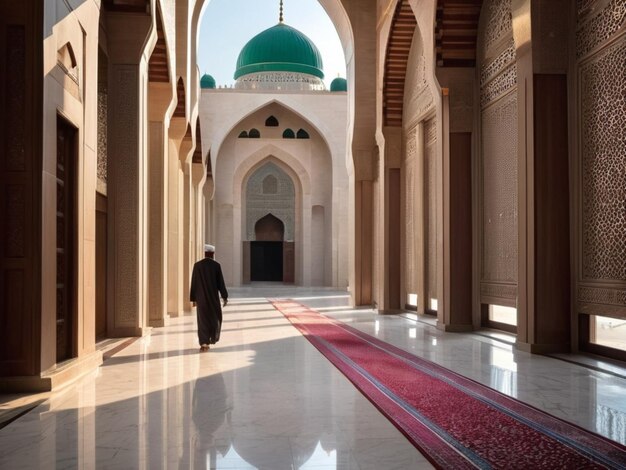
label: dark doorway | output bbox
[251,242,284,281]
[56,116,77,362]
[95,193,107,339]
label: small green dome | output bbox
[330,77,347,92]
[200,74,216,89]
[234,23,324,80]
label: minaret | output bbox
[279,0,284,23]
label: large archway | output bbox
[193,0,380,303]
[245,163,295,283]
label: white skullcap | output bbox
[204,244,215,253]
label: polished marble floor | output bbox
[0,287,625,469]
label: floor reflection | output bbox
[0,289,625,469]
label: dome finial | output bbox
[279,0,284,23]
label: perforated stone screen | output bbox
[580,37,626,282]
[246,162,295,241]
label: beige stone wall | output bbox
[42,0,103,372]
[201,94,348,287]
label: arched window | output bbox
[282,128,295,139]
[238,131,248,138]
[296,129,310,139]
[249,128,260,138]
[262,175,278,194]
[265,116,279,127]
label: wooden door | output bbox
[56,116,77,362]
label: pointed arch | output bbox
[255,214,285,241]
[249,128,260,138]
[173,77,186,118]
[265,115,279,127]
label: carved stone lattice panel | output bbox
[482,0,513,55]
[480,282,517,301]
[481,39,516,87]
[424,118,438,303]
[578,286,626,306]
[97,90,108,185]
[246,162,295,241]
[404,55,434,125]
[404,132,417,292]
[481,64,517,108]
[580,38,626,282]
[576,0,626,59]
[112,66,139,325]
[481,91,518,284]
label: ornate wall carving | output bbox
[481,92,518,286]
[97,91,107,182]
[111,66,139,325]
[482,0,513,55]
[246,162,295,241]
[580,40,626,282]
[577,0,626,311]
[479,0,518,303]
[578,287,626,306]
[403,53,434,126]
[404,130,417,293]
[235,72,325,91]
[576,0,626,59]
[424,118,438,304]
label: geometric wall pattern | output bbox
[246,162,295,241]
[424,118,438,306]
[580,39,626,282]
[479,0,518,304]
[404,129,417,295]
[577,0,626,312]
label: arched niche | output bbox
[255,214,285,241]
[245,162,295,242]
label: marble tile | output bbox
[0,288,625,470]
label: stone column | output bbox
[378,127,402,312]
[147,83,174,327]
[106,13,152,337]
[179,134,194,313]
[339,0,377,307]
[438,88,473,332]
[515,0,572,353]
[166,138,182,317]
[192,162,205,262]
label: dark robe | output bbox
[190,258,228,345]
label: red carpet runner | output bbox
[271,300,626,469]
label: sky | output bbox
[197,0,346,89]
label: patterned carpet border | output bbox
[271,300,626,470]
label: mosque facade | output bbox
[199,20,350,287]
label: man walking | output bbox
[190,244,228,352]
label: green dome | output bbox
[234,23,324,80]
[330,77,347,92]
[200,74,216,89]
